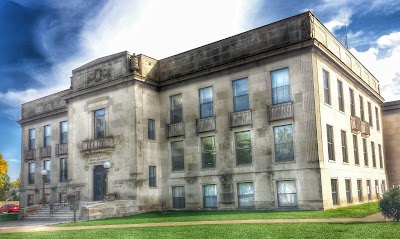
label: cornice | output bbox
[18,108,68,124]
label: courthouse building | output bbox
[18,12,387,217]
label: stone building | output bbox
[18,11,387,218]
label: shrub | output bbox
[379,186,400,221]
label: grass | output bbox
[0,213,18,222]
[2,222,399,239]
[56,202,380,227]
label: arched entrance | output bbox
[93,165,106,201]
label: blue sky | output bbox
[1,0,400,181]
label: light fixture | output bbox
[41,169,47,176]
[103,161,111,169]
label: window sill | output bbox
[355,164,360,167]
[235,163,253,168]
[342,162,349,165]
[328,160,336,163]
[201,167,217,171]
[273,160,295,165]
[339,110,345,115]
[324,103,332,108]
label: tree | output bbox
[0,154,11,201]
[379,186,400,222]
[10,176,21,189]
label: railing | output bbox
[196,117,216,134]
[350,116,361,133]
[361,121,370,137]
[82,137,114,152]
[24,149,35,161]
[56,144,68,156]
[40,146,51,158]
[229,109,252,129]
[267,102,294,122]
[166,122,185,139]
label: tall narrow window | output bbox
[331,179,339,205]
[233,78,249,112]
[345,179,352,203]
[273,125,294,162]
[271,68,290,105]
[375,107,380,131]
[327,125,335,161]
[378,144,383,169]
[363,139,368,166]
[29,129,35,150]
[60,121,68,144]
[149,166,156,187]
[201,136,216,168]
[357,179,363,202]
[94,109,106,139]
[349,89,355,116]
[368,102,373,127]
[237,182,254,208]
[44,160,50,183]
[203,185,217,208]
[277,180,297,207]
[371,142,376,168]
[172,186,185,209]
[337,80,344,111]
[367,180,371,200]
[341,130,348,163]
[381,180,386,194]
[199,87,213,118]
[60,158,68,182]
[28,162,35,184]
[360,96,365,121]
[171,141,184,171]
[353,135,359,165]
[235,131,252,165]
[28,195,34,206]
[148,119,155,140]
[44,125,51,147]
[170,94,183,124]
[375,180,379,199]
[323,70,331,105]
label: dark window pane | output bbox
[171,141,184,171]
[338,80,344,111]
[172,186,185,208]
[170,95,183,124]
[363,139,368,166]
[44,125,51,147]
[237,183,254,208]
[331,179,338,205]
[323,70,331,105]
[277,180,297,207]
[60,158,68,182]
[353,135,359,165]
[203,185,217,208]
[94,109,106,139]
[149,166,156,187]
[350,89,355,116]
[327,125,335,161]
[44,160,50,183]
[60,121,68,144]
[233,79,249,112]
[235,131,252,165]
[345,179,352,203]
[148,119,156,140]
[357,180,363,202]
[271,68,290,105]
[341,130,348,163]
[274,125,294,162]
[29,129,36,150]
[360,96,364,121]
[28,162,35,184]
[200,87,213,118]
[201,136,216,168]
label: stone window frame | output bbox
[149,166,156,187]
[200,135,216,169]
[237,182,255,209]
[28,162,35,185]
[276,180,298,208]
[29,128,36,150]
[349,88,356,117]
[170,94,183,124]
[60,121,68,144]
[337,79,344,112]
[59,157,68,182]
[323,69,331,105]
[199,86,214,119]
[326,124,335,162]
[341,130,348,163]
[86,97,111,140]
[363,138,368,167]
[43,125,51,147]
[234,130,253,166]
[371,141,376,168]
[357,179,363,202]
[353,134,359,165]
[43,159,51,184]
[172,186,185,209]
[270,67,291,105]
[273,124,294,163]
[331,178,339,205]
[202,184,218,209]
[170,140,184,172]
[375,107,380,131]
[359,95,365,122]
[345,178,352,204]
[232,78,250,112]
[147,118,156,140]
[368,102,373,127]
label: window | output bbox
[323,70,331,105]
[353,135,359,165]
[327,125,335,161]
[59,193,67,203]
[60,121,68,144]
[94,109,106,139]
[331,179,339,205]
[375,180,379,199]
[378,144,383,169]
[337,80,344,111]
[28,162,35,184]
[375,107,380,131]
[44,125,51,147]
[148,119,155,140]
[273,125,294,162]
[367,180,371,200]
[149,166,156,187]
[201,136,216,168]
[359,96,365,121]
[341,130,348,163]
[28,195,34,206]
[172,186,185,209]
[381,180,386,194]
[44,160,50,183]
[233,78,249,112]
[371,142,376,168]
[349,89,355,116]
[29,129,35,150]
[45,194,50,203]
[60,158,68,182]
[170,94,183,124]
[235,131,252,165]
[271,68,290,105]
[237,182,254,208]
[368,102,373,127]
[363,139,368,166]
[357,179,363,202]
[203,185,217,208]
[345,179,352,203]
[277,180,297,207]
[171,141,184,171]
[199,87,214,118]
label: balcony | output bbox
[24,149,35,161]
[350,116,361,133]
[196,117,216,134]
[229,110,252,129]
[56,144,68,156]
[40,146,51,158]
[166,122,185,139]
[82,137,114,152]
[267,102,294,122]
[361,121,371,137]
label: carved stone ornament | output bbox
[86,66,112,86]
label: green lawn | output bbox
[57,202,380,227]
[0,213,18,222]
[2,222,399,239]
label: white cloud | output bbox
[377,32,400,48]
[324,10,352,33]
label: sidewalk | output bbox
[0,213,387,234]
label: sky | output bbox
[1,0,400,181]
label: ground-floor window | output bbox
[375,180,379,199]
[203,184,217,208]
[28,194,34,206]
[172,186,185,209]
[331,179,339,205]
[367,180,371,200]
[237,182,254,208]
[381,180,386,194]
[345,179,352,203]
[59,193,66,203]
[357,179,363,202]
[277,180,297,207]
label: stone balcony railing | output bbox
[350,116,361,133]
[24,149,35,161]
[229,109,252,129]
[82,137,114,152]
[40,146,51,158]
[361,121,370,137]
[166,122,185,139]
[56,144,68,156]
[267,102,294,122]
[196,117,216,134]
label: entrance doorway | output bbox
[93,165,106,201]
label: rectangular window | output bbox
[363,139,368,166]
[360,96,365,121]
[382,180,386,194]
[235,131,252,165]
[271,68,290,105]
[337,80,344,111]
[353,135,359,165]
[199,87,214,118]
[29,129,36,150]
[94,109,106,139]
[277,180,297,207]
[149,166,156,187]
[172,186,185,209]
[148,119,156,140]
[237,182,254,208]
[201,136,216,168]
[371,142,376,168]
[60,121,68,144]
[60,158,68,182]
[345,179,352,203]
[28,162,35,184]
[367,180,371,200]
[170,94,183,124]
[331,179,339,205]
[59,193,67,203]
[375,180,379,199]
[323,70,331,105]
[327,125,335,161]
[233,78,249,112]
[341,130,348,163]
[273,125,294,162]
[28,195,34,206]
[203,184,217,208]
[375,107,380,131]
[171,141,184,171]
[44,160,50,183]
[350,89,355,116]
[368,102,373,127]
[44,125,51,147]
[378,144,383,169]
[357,179,363,202]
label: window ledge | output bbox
[235,163,253,168]
[342,162,349,165]
[272,160,295,165]
[328,160,336,163]
[201,167,217,171]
